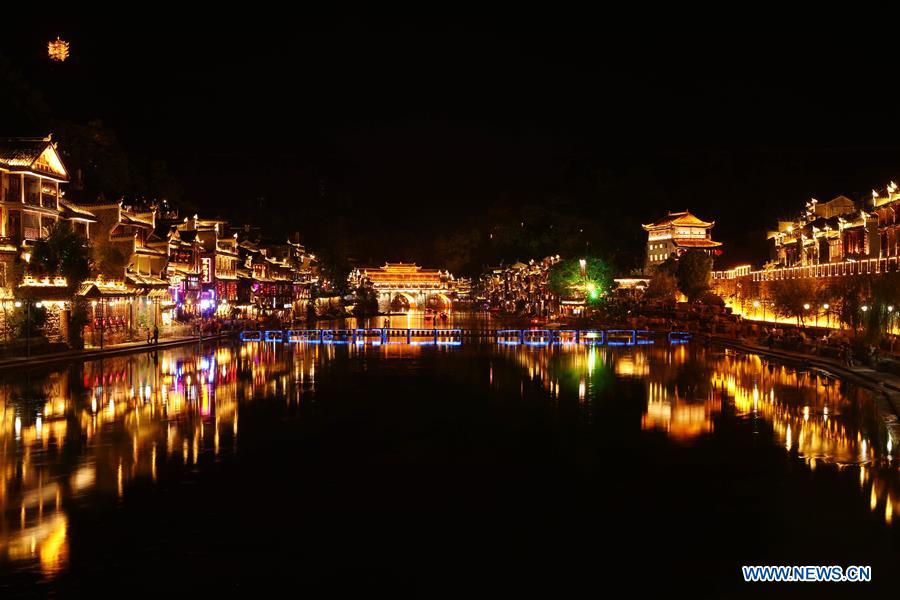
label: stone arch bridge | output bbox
[351,263,455,311]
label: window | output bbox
[22,211,40,240]
[6,175,20,203]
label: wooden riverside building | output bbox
[0,136,321,349]
[712,187,900,322]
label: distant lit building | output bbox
[642,210,722,272]
[48,37,69,62]
[476,256,561,315]
[350,263,456,311]
[769,196,879,267]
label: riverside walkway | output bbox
[0,333,233,371]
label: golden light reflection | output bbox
[0,341,315,575]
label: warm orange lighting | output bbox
[48,37,69,62]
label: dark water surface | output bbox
[1,332,899,597]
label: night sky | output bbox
[2,19,900,271]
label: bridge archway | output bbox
[390,292,418,311]
[425,293,452,310]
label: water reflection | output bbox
[0,339,899,580]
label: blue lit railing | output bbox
[287,330,320,343]
[356,329,385,345]
[667,331,692,344]
[635,330,655,345]
[579,330,605,345]
[435,328,462,345]
[496,329,522,345]
[522,329,552,346]
[240,328,694,346]
[606,330,636,346]
[551,330,579,344]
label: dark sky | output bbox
[3,18,900,269]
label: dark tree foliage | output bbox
[675,251,713,302]
[547,257,614,304]
[352,285,379,317]
[28,221,91,295]
[644,265,678,302]
[317,249,352,297]
[770,278,821,326]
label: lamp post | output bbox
[14,300,28,358]
[579,258,587,316]
[803,303,811,328]
[888,305,894,336]
[100,299,105,350]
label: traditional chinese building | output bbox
[642,210,722,272]
[475,256,561,315]
[769,196,879,267]
[0,137,68,290]
[351,263,454,311]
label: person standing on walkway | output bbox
[153,325,159,345]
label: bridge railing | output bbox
[668,331,692,344]
[240,330,263,342]
[496,329,523,345]
[435,328,462,345]
[606,330,636,346]
[384,328,411,343]
[321,329,354,344]
[579,330,605,345]
[287,330,320,343]
[551,330,579,344]
[522,330,552,345]
[356,329,386,345]
[239,328,694,346]
[264,330,284,342]
[408,328,439,345]
[635,330,655,345]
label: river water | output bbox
[1,313,899,596]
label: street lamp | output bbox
[579,258,587,315]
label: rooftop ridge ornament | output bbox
[48,37,69,62]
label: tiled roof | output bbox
[0,137,68,180]
[59,200,97,221]
[0,137,49,167]
[672,238,722,248]
[643,211,714,229]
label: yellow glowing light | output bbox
[48,37,69,62]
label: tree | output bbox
[29,221,91,296]
[770,278,821,326]
[27,221,91,346]
[352,285,379,317]
[547,257,614,304]
[644,263,678,302]
[316,248,352,297]
[92,242,128,280]
[826,277,866,332]
[675,250,712,302]
[857,273,900,341]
